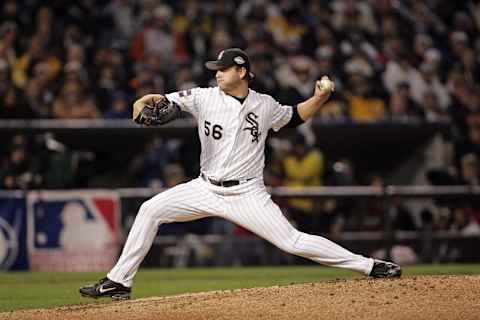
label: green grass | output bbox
[0,264,479,312]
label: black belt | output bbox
[201,173,253,187]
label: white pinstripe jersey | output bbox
[166,87,293,181]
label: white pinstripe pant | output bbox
[108,177,374,287]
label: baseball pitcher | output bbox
[80,48,401,300]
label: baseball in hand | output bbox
[319,77,334,92]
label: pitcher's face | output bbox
[216,66,244,91]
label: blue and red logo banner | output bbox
[27,190,120,272]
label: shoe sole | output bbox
[112,293,131,301]
[80,293,131,300]
[372,269,402,278]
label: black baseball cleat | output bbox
[369,260,402,278]
[79,277,131,300]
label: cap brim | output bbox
[205,61,230,70]
[206,61,255,80]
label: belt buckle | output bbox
[202,173,248,187]
[208,177,221,186]
[202,173,228,187]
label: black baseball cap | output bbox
[205,48,255,79]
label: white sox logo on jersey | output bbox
[243,112,261,143]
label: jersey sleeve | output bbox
[165,88,204,118]
[270,98,294,132]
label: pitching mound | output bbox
[2,275,480,320]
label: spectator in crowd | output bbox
[448,80,475,136]
[104,91,130,119]
[64,44,88,77]
[413,33,434,63]
[359,173,386,230]
[248,52,279,97]
[53,79,100,119]
[465,113,480,156]
[128,137,186,188]
[331,0,378,35]
[0,21,18,70]
[163,163,187,188]
[32,133,75,189]
[322,158,358,234]
[264,137,289,188]
[14,31,61,91]
[275,55,315,106]
[389,82,424,121]
[421,89,448,122]
[389,197,417,231]
[128,137,166,187]
[0,59,12,95]
[0,84,33,118]
[383,53,424,104]
[95,64,123,111]
[104,0,137,42]
[459,153,480,185]
[0,136,38,189]
[131,5,174,64]
[282,133,324,233]
[346,71,386,122]
[23,59,61,118]
[174,64,197,91]
[411,62,451,110]
[1,0,22,28]
[449,202,480,236]
[459,47,480,84]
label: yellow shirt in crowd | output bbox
[348,95,386,122]
[283,149,324,211]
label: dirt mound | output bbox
[2,275,479,320]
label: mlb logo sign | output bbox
[27,191,120,272]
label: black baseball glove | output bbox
[133,96,181,126]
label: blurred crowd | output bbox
[1,0,480,253]
[0,0,479,123]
